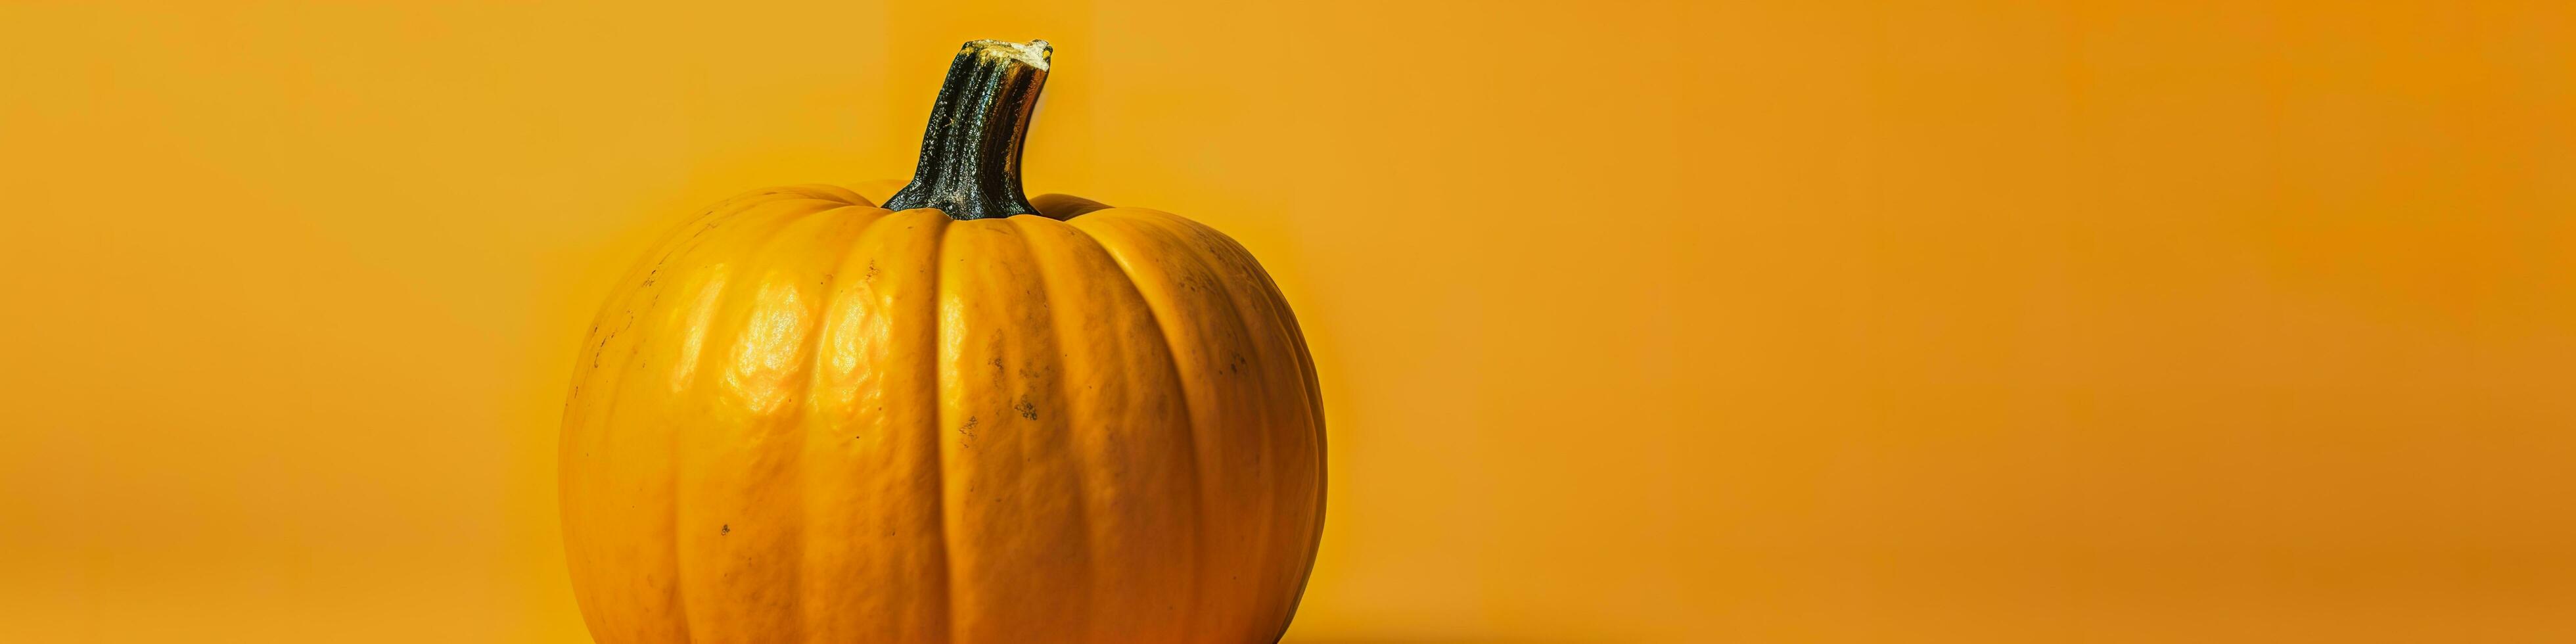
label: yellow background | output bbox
[4,1,2571,641]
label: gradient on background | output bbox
[3,1,2571,642]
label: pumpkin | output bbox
[559,39,1325,643]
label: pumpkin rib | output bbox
[1071,209,1297,640]
[1097,208,1329,639]
[737,206,864,641]
[748,201,875,640]
[1061,212,1214,632]
[1182,216,1330,644]
[788,204,899,643]
[936,219,1113,639]
[653,210,766,644]
[1002,215,1102,633]
[658,206,772,644]
[1255,267,1329,644]
[570,192,816,644]
[924,210,961,644]
[1133,208,1331,641]
[1062,214,1208,575]
[756,204,886,643]
[664,200,773,644]
[667,197,848,643]
[799,208,955,642]
[1158,212,1299,640]
[1009,213,1216,641]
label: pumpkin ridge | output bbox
[723,201,871,639]
[992,216,1103,636]
[1031,216,1211,639]
[798,208,957,641]
[671,205,775,644]
[1002,215,1112,636]
[790,205,893,642]
[575,192,804,644]
[761,204,886,641]
[669,198,839,642]
[746,206,847,641]
[659,214,769,644]
[1139,214,1277,638]
[1004,214,1128,636]
[1175,216,1331,643]
[1076,208,1333,638]
[1063,214,1218,637]
[1249,263,1329,643]
[925,212,961,643]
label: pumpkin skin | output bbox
[559,181,1325,643]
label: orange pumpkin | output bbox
[558,39,1325,643]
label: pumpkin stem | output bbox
[882,39,1053,219]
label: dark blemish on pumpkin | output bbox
[865,260,879,282]
[721,524,730,536]
[1015,396,1038,420]
[958,416,978,444]
[990,357,1005,371]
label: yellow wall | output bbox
[5,1,2572,641]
